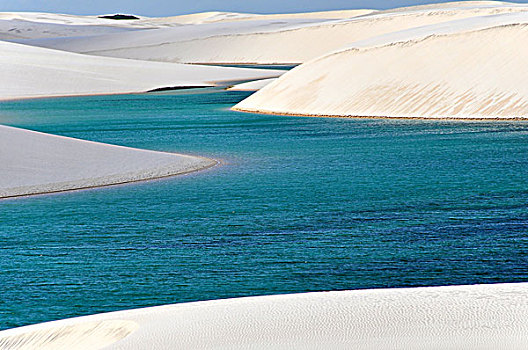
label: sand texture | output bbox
[1,283,528,349]
[0,40,283,100]
[0,125,216,198]
[18,1,528,64]
[234,12,528,119]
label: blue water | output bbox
[1,90,527,330]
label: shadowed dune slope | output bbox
[0,40,283,100]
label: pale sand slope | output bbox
[234,12,528,119]
[20,1,528,64]
[1,283,528,349]
[227,78,277,91]
[0,19,138,40]
[0,12,157,40]
[19,17,332,58]
[0,12,251,40]
[0,125,215,199]
[145,9,376,25]
[0,10,374,40]
[0,40,283,100]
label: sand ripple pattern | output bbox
[0,320,138,350]
[1,283,527,349]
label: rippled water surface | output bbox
[1,90,527,329]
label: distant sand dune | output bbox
[0,9,374,41]
[19,1,528,64]
[0,40,283,101]
[234,12,528,119]
[1,283,528,349]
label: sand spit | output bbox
[0,40,283,101]
[20,1,528,64]
[1,283,528,349]
[0,125,216,199]
[227,78,277,91]
[234,12,528,119]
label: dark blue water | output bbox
[1,90,527,330]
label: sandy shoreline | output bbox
[232,106,528,121]
[0,125,218,199]
[0,158,218,201]
[2,283,528,349]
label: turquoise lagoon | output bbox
[1,90,527,329]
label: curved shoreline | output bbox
[232,107,528,121]
[0,125,219,200]
[0,157,218,200]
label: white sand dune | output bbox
[1,283,528,349]
[0,11,250,40]
[19,1,528,64]
[19,17,331,58]
[234,11,528,119]
[0,12,158,40]
[0,12,147,26]
[144,10,376,25]
[0,125,215,199]
[0,10,374,41]
[0,19,138,40]
[227,78,277,91]
[0,40,283,100]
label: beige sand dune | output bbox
[0,40,283,100]
[20,1,528,64]
[234,12,528,119]
[0,125,216,199]
[1,283,528,349]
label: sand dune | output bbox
[1,283,528,349]
[0,125,215,199]
[0,9,374,40]
[234,12,528,119]
[146,9,376,25]
[19,1,528,64]
[0,19,138,40]
[0,40,283,100]
[19,17,330,58]
[0,12,157,40]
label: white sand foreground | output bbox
[0,40,283,100]
[0,125,215,199]
[20,1,528,64]
[234,12,528,119]
[1,283,528,349]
